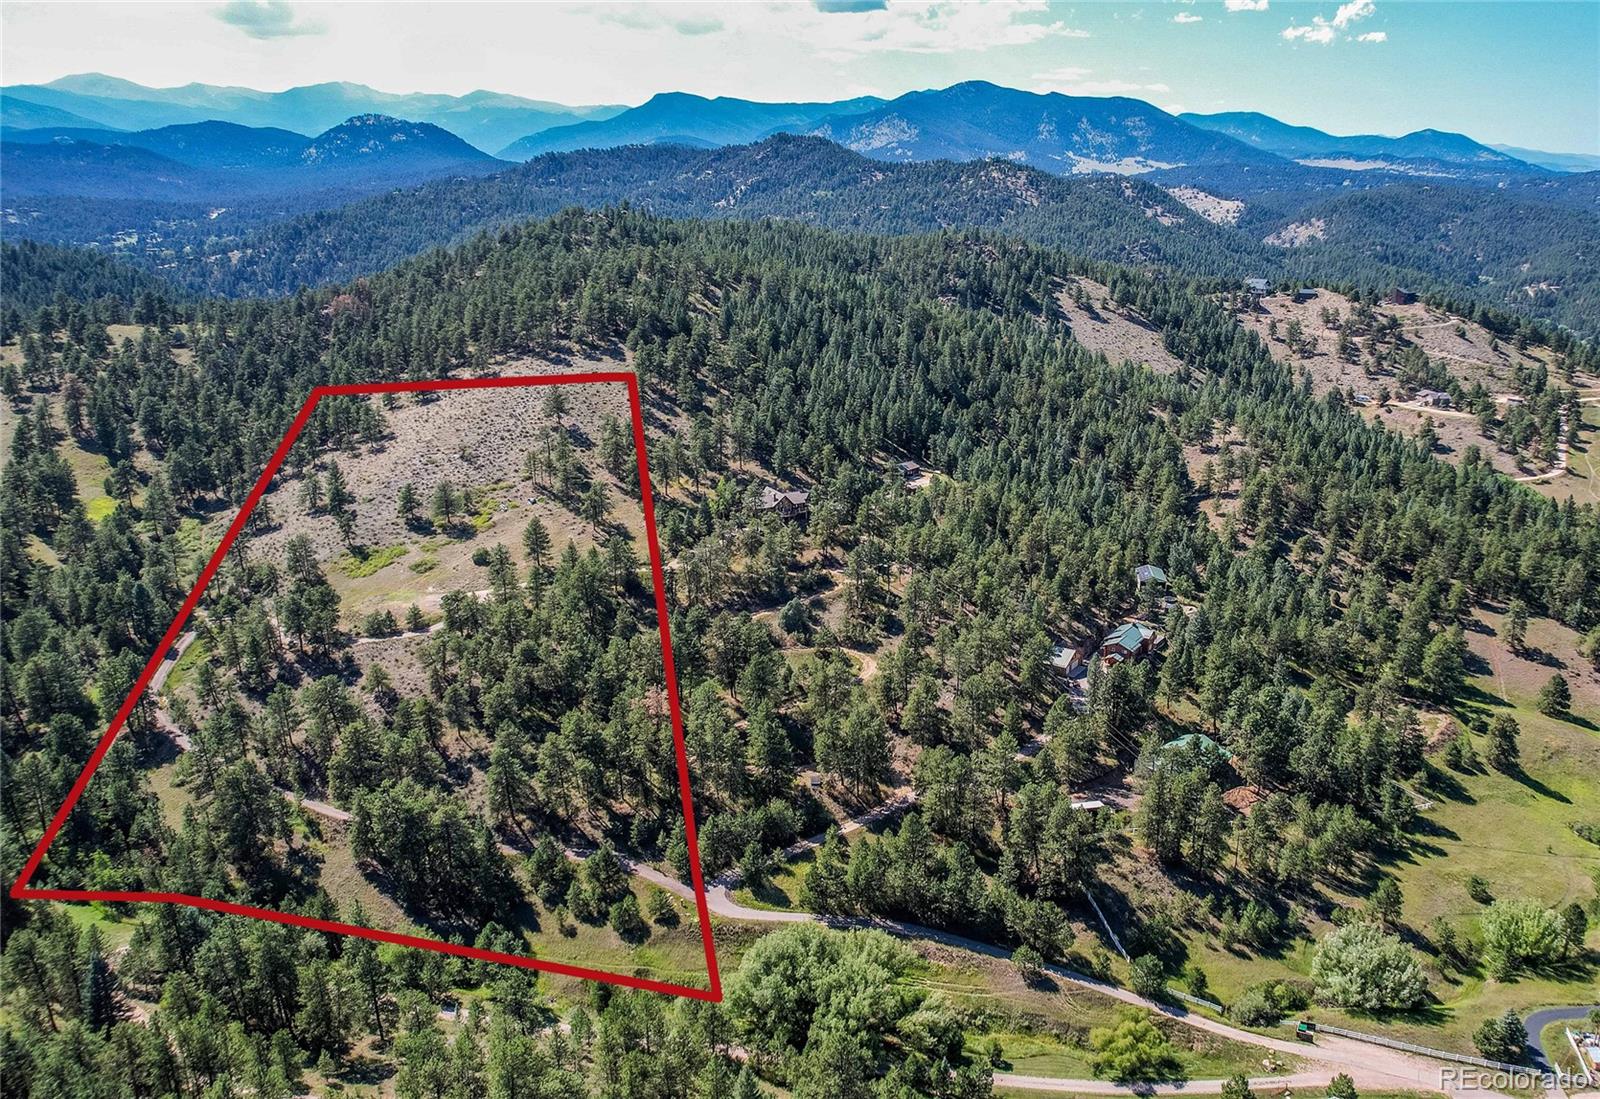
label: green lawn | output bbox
[163,636,210,697]
[337,542,410,578]
[1140,617,1600,1056]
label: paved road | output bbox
[147,605,1511,1096]
[627,857,1503,1096]
[1525,1006,1599,1070]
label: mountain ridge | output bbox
[1180,110,1543,179]
[497,91,884,159]
[0,74,624,153]
[1,113,506,200]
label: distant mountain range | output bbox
[1489,144,1600,174]
[498,91,884,159]
[2,115,505,200]
[1178,110,1542,181]
[802,81,1283,175]
[6,74,1594,183]
[4,75,1595,337]
[0,74,623,153]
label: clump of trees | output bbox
[1310,922,1428,1011]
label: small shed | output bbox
[1046,643,1083,681]
[1134,563,1168,588]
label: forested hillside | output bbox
[2,212,1596,1097]
[17,133,1592,340]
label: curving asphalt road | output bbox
[146,608,1532,1097]
[1525,1006,1600,1071]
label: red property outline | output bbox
[10,372,723,1003]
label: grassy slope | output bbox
[1149,607,1598,1055]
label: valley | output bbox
[3,25,1598,1099]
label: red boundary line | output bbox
[9,372,723,1003]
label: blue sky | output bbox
[4,1,1597,153]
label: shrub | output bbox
[1466,875,1494,904]
[1012,945,1045,984]
[1480,897,1563,979]
[1473,1009,1525,1062]
[1090,1011,1182,1083]
[1311,922,1428,1011]
[1229,985,1280,1027]
[1130,954,1167,1001]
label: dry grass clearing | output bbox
[246,375,646,624]
[1057,276,1184,376]
[1237,290,1597,487]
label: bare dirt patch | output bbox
[1057,277,1184,375]
[246,374,646,622]
[1237,290,1590,481]
[1263,218,1326,247]
[1163,185,1244,226]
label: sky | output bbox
[3,1,1597,153]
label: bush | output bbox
[1090,1011,1182,1083]
[471,546,491,566]
[1311,922,1428,1011]
[1473,1009,1525,1062]
[1229,978,1312,1027]
[1229,985,1280,1027]
[1012,945,1045,985]
[1480,897,1563,979]
[1466,875,1494,904]
[1129,954,1167,1001]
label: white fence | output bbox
[1308,1022,1524,1074]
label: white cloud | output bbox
[214,0,323,39]
[1173,12,1203,23]
[1224,0,1269,10]
[801,1,1088,57]
[1281,22,1335,43]
[1280,0,1377,44]
[1331,0,1376,28]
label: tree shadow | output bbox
[1508,767,1572,803]
[1418,763,1476,805]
